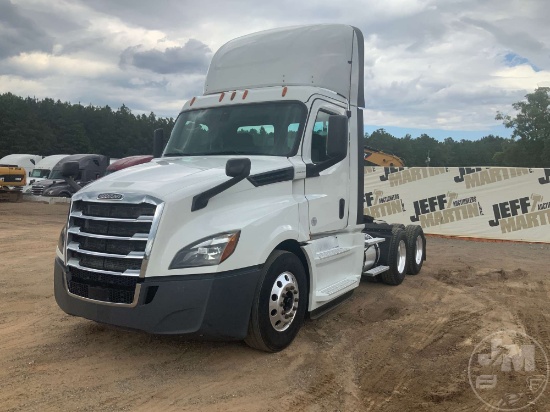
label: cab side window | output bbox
[310,111,331,163]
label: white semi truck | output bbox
[54,25,426,352]
[24,154,70,193]
[0,154,42,177]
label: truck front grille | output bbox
[65,197,163,305]
[67,267,138,304]
[32,185,45,196]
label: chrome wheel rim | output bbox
[269,271,299,332]
[397,240,406,273]
[415,236,423,265]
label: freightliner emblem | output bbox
[97,193,124,200]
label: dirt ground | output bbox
[1,201,550,411]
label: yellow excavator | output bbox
[364,146,405,167]
[0,164,26,202]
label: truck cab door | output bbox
[303,100,349,235]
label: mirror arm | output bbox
[63,176,82,192]
[305,154,346,178]
[191,159,251,212]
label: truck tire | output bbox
[380,228,407,286]
[390,223,405,233]
[245,250,307,352]
[405,225,425,275]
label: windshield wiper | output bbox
[209,151,251,155]
[163,151,257,157]
[163,152,190,157]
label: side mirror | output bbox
[153,128,165,158]
[306,115,348,178]
[61,161,79,178]
[226,158,251,178]
[326,115,348,160]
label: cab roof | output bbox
[204,24,364,107]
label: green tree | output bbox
[496,87,550,167]
[0,93,175,159]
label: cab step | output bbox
[363,265,389,277]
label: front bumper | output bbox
[54,257,262,339]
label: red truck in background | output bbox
[105,155,154,175]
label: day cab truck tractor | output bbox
[54,24,426,352]
[24,154,70,193]
[32,154,109,197]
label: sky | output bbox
[1,0,549,141]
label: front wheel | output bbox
[245,250,307,352]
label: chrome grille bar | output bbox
[63,193,164,305]
[67,242,145,259]
[70,210,154,222]
[67,226,149,241]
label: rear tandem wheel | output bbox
[380,228,408,286]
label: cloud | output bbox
[1,0,549,136]
[119,39,211,74]
[0,0,53,58]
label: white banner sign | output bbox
[364,167,550,243]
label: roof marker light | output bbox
[219,92,225,102]
[242,90,248,99]
[230,91,236,101]
[190,97,196,106]
[282,86,288,97]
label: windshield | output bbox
[164,102,306,157]
[48,170,63,179]
[30,169,50,178]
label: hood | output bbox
[80,156,294,200]
[32,178,66,188]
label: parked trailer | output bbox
[54,25,426,352]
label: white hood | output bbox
[81,155,294,200]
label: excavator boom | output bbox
[364,146,405,167]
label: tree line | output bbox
[0,93,175,159]
[366,87,550,167]
[1,88,548,166]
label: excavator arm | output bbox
[364,146,405,167]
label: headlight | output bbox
[169,231,240,269]
[57,224,67,252]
